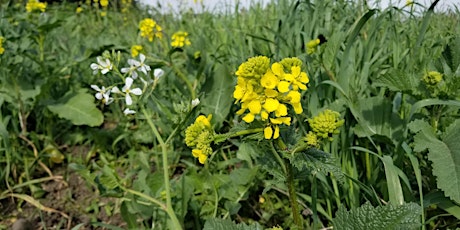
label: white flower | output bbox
[153,68,164,80]
[121,59,139,79]
[90,85,113,105]
[123,108,136,115]
[113,77,142,106]
[191,98,200,107]
[137,54,151,75]
[90,57,113,75]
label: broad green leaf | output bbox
[410,119,460,203]
[351,96,404,145]
[203,218,263,230]
[47,92,103,127]
[290,148,344,183]
[333,202,421,230]
[201,63,234,129]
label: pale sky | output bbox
[139,0,460,13]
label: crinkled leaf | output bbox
[289,148,344,183]
[47,92,103,127]
[410,119,460,203]
[333,202,421,230]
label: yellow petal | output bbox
[242,113,255,123]
[261,71,279,89]
[287,91,301,104]
[198,153,207,164]
[275,104,288,117]
[261,110,269,120]
[192,149,202,158]
[293,102,303,114]
[263,98,280,112]
[264,126,273,139]
[248,100,262,114]
[277,81,290,93]
[273,125,280,139]
[271,62,284,76]
[264,89,278,98]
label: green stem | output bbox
[276,138,302,228]
[286,160,302,228]
[141,107,182,230]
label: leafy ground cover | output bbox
[0,0,459,229]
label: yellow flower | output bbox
[185,114,214,164]
[100,0,109,7]
[100,11,107,17]
[139,18,163,42]
[171,31,191,48]
[0,37,5,55]
[26,0,47,13]
[130,45,143,57]
[422,71,443,86]
[192,149,207,164]
[261,70,279,89]
[76,7,83,13]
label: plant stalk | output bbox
[142,107,182,230]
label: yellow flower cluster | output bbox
[307,109,344,141]
[171,31,191,48]
[233,56,309,139]
[0,37,5,55]
[130,45,143,57]
[185,115,214,164]
[26,0,47,13]
[422,71,443,86]
[139,18,163,42]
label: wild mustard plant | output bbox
[139,18,163,42]
[233,56,309,139]
[171,31,191,48]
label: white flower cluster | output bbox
[90,53,164,115]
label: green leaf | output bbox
[290,148,344,183]
[373,70,420,93]
[333,202,421,230]
[351,96,404,145]
[201,63,234,129]
[203,218,263,230]
[410,119,460,203]
[47,92,103,127]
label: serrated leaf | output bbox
[333,202,421,230]
[201,63,234,129]
[48,92,103,126]
[289,148,344,183]
[203,218,263,230]
[411,119,460,203]
[374,69,421,93]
